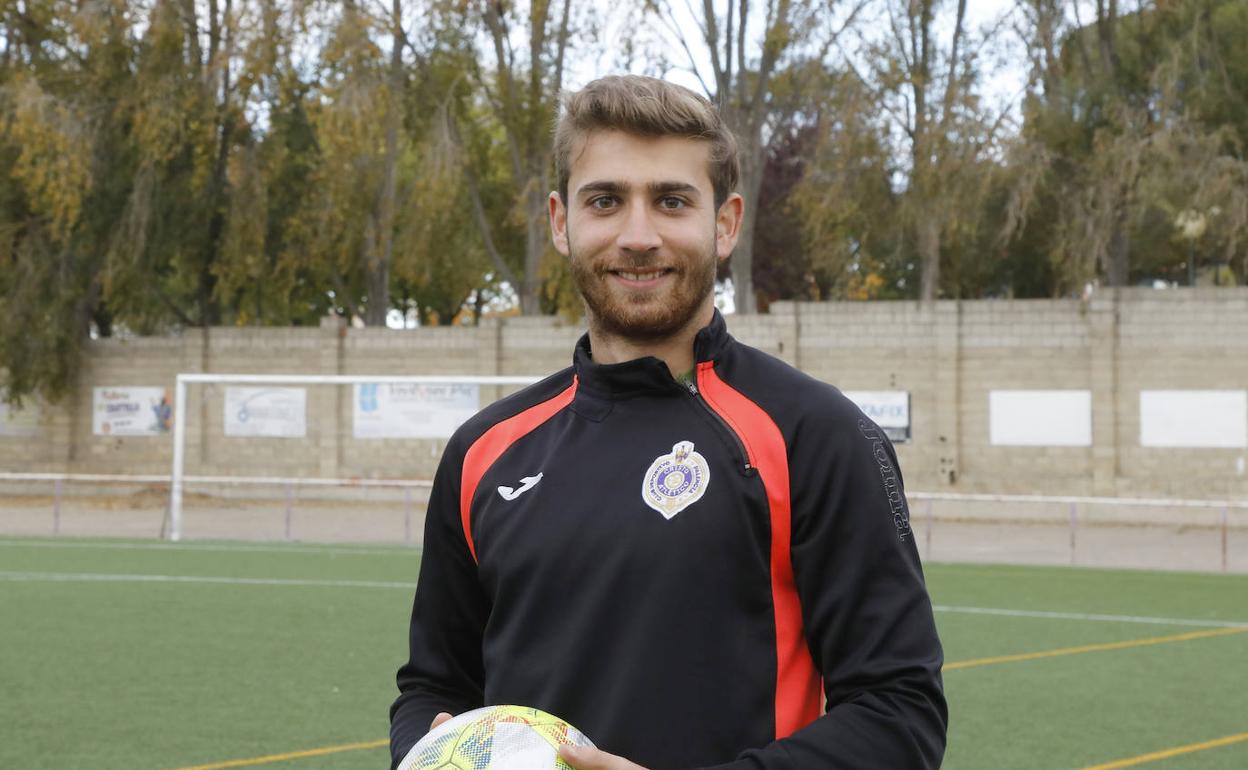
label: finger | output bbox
[559,744,645,770]
[430,712,453,730]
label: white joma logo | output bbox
[497,473,543,501]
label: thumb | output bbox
[430,712,453,731]
[559,744,641,770]
[559,744,600,769]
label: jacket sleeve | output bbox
[701,401,948,770]
[389,441,490,769]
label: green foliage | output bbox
[4,0,1248,404]
[0,0,509,402]
[789,67,912,299]
[1003,0,1248,290]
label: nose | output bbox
[615,202,662,254]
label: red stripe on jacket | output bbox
[459,380,577,562]
[697,362,822,738]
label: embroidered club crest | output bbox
[642,441,710,519]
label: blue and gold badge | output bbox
[642,440,710,519]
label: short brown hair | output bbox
[554,75,740,208]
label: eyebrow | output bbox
[576,181,702,200]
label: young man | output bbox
[390,76,947,770]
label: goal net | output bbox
[167,373,540,542]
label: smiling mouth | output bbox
[610,268,673,282]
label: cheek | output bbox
[566,218,608,253]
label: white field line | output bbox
[0,538,418,557]
[0,471,434,488]
[2,567,1244,629]
[933,605,1248,629]
[0,571,418,590]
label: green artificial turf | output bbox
[1,538,1246,770]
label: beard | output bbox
[568,235,719,343]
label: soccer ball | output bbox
[397,705,596,770]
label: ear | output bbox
[549,191,570,256]
[715,193,744,262]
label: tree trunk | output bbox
[734,144,765,314]
[364,235,391,325]
[1106,217,1129,287]
[917,213,941,301]
[364,0,403,327]
[520,181,545,315]
[198,0,233,327]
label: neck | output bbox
[586,302,714,378]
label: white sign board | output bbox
[353,383,480,439]
[990,390,1092,446]
[93,387,172,436]
[1140,390,1248,448]
[0,399,41,438]
[224,387,307,438]
[844,391,911,443]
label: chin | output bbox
[591,299,705,341]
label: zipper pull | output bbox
[685,380,698,395]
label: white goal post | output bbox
[168,373,541,541]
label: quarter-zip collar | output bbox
[572,309,732,401]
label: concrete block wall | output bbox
[3,288,1247,500]
[783,301,944,488]
[957,300,1094,494]
[1114,290,1248,497]
[0,399,67,471]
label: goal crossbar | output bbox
[169,373,541,541]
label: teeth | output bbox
[618,270,664,281]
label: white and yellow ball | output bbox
[398,705,595,770]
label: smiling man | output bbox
[390,75,947,770]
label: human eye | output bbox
[588,195,618,211]
[658,196,687,211]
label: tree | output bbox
[443,0,575,316]
[1,0,135,401]
[0,0,329,401]
[643,0,861,313]
[845,0,1005,301]
[750,123,818,309]
[788,67,908,300]
[1003,0,1248,291]
[392,108,496,325]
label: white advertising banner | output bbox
[353,382,480,439]
[224,387,307,438]
[1140,390,1248,448]
[0,399,41,438]
[93,387,172,436]
[844,391,911,443]
[990,390,1092,446]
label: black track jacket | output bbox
[391,311,947,769]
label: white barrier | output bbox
[3,472,1243,569]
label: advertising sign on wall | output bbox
[1140,390,1248,448]
[844,390,912,443]
[224,387,307,438]
[353,383,480,439]
[93,387,173,436]
[989,390,1092,446]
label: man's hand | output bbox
[426,713,646,770]
[558,744,649,770]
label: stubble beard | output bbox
[569,236,719,343]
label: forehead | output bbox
[567,131,714,195]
